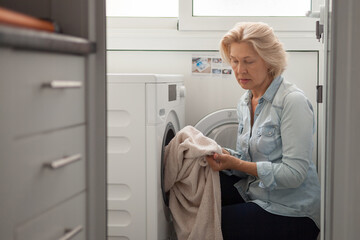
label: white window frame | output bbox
[179,0,320,32]
[106,0,323,51]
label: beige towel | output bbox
[164,125,223,240]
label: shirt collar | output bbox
[262,75,283,102]
[243,75,283,104]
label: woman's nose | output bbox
[235,63,246,74]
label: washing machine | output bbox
[194,108,238,150]
[107,73,186,240]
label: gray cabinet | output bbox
[0,0,107,239]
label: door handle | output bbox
[316,21,324,41]
[58,225,83,240]
[42,80,82,89]
[44,154,82,169]
[306,5,325,42]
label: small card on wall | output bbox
[191,54,232,78]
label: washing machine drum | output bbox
[194,109,239,150]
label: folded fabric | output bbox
[164,125,223,240]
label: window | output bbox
[106,0,321,33]
[193,0,311,17]
[179,0,318,31]
[106,0,178,17]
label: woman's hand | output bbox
[206,148,235,171]
[206,148,258,176]
[221,148,230,155]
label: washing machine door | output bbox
[161,122,176,207]
[195,109,238,150]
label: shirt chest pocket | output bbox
[255,125,280,155]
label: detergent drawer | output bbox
[0,49,85,137]
[15,192,86,240]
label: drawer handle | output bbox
[43,80,82,89]
[44,154,82,169]
[59,225,83,240]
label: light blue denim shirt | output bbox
[225,75,320,228]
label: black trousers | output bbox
[220,172,320,240]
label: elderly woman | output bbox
[206,22,320,240]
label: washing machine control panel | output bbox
[168,84,177,102]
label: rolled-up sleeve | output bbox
[257,162,277,189]
[257,91,315,190]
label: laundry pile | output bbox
[163,125,223,240]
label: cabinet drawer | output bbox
[0,48,85,137]
[10,125,86,222]
[16,192,86,240]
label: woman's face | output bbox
[229,41,272,97]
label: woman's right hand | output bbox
[206,149,235,171]
[222,148,230,155]
[206,148,258,176]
